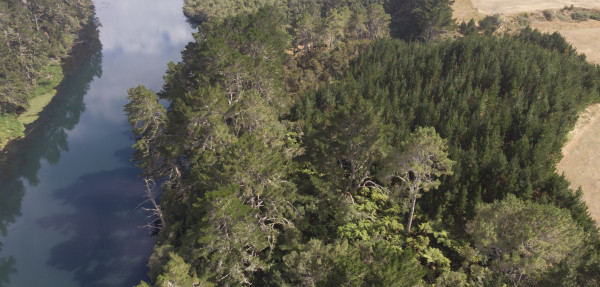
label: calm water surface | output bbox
[0,0,194,286]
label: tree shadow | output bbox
[37,167,153,287]
[0,254,15,287]
[0,13,102,287]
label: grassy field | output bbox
[19,62,63,125]
[532,20,600,64]
[453,0,600,64]
[471,0,600,15]
[453,0,484,22]
[0,115,26,150]
[557,105,600,223]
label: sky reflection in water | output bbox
[0,0,194,286]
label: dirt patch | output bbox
[470,0,600,15]
[557,104,600,224]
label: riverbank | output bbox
[0,1,194,285]
[0,1,96,151]
[0,61,63,149]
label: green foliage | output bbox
[31,61,63,99]
[17,61,64,125]
[0,114,25,149]
[183,0,285,21]
[571,10,590,21]
[193,184,274,285]
[124,86,169,180]
[514,26,577,55]
[467,195,587,285]
[279,239,425,286]
[478,14,501,36]
[411,0,456,41]
[388,0,456,41]
[153,253,207,287]
[300,91,390,196]
[568,9,600,22]
[338,187,405,245]
[458,19,477,36]
[348,33,600,229]
[515,13,530,27]
[379,126,455,232]
[130,2,600,285]
[542,9,554,21]
[435,271,468,286]
[0,0,94,147]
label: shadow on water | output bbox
[37,166,153,287]
[0,14,102,287]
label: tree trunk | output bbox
[406,193,417,233]
[34,13,39,32]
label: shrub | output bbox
[516,14,530,26]
[542,9,554,21]
[555,10,571,21]
[459,19,477,35]
[571,10,590,21]
[589,10,600,21]
[478,14,502,35]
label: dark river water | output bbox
[0,1,194,286]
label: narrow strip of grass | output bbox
[18,91,57,125]
[0,114,25,150]
[0,61,64,150]
[19,61,63,125]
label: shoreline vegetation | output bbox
[0,0,96,150]
[129,0,600,286]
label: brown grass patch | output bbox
[453,0,484,22]
[557,104,600,224]
[532,20,600,64]
[470,0,600,15]
[452,1,600,64]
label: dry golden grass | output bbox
[557,104,600,224]
[471,0,600,15]
[453,1,600,64]
[532,20,600,64]
[453,0,484,22]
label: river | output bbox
[0,0,195,286]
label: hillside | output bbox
[453,0,600,64]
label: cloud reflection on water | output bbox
[37,167,153,287]
[97,0,194,55]
[0,14,103,287]
[78,0,196,125]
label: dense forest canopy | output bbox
[127,0,600,286]
[0,0,94,147]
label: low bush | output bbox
[542,9,554,21]
[571,10,590,21]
